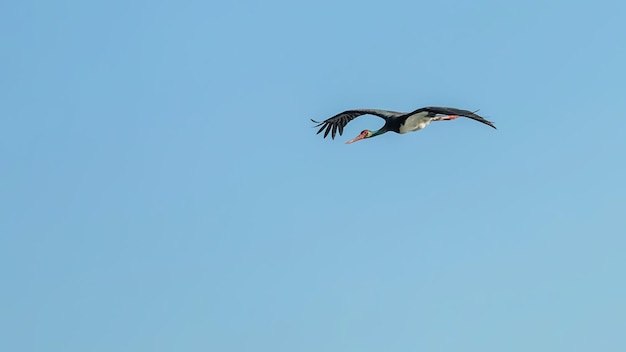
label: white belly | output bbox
[399,113,432,134]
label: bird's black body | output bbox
[312,106,496,140]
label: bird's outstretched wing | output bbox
[311,109,404,139]
[410,106,497,129]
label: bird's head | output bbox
[345,130,372,144]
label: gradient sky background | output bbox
[2,0,626,351]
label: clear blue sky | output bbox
[2,0,625,351]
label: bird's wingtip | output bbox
[311,119,324,128]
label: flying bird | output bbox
[311,106,496,144]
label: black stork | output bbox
[312,106,496,144]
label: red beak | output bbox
[345,131,367,144]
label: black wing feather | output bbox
[410,106,497,129]
[311,109,402,139]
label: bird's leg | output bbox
[433,115,459,121]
